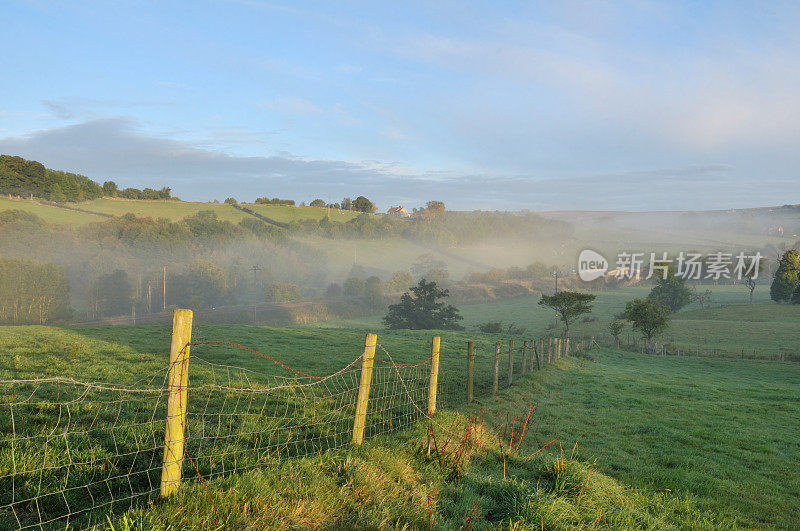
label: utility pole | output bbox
[251,264,262,325]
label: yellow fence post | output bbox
[427,336,441,415]
[493,342,500,395]
[565,338,570,357]
[507,339,514,387]
[352,332,378,446]
[467,341,474,404]
[548,338,553,363]
[160,309,193,498]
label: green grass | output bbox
[475,349,800,528]
[0,197,102,225]
[74,198,250,223]
[1,323,797,527]
[243,203,361,223]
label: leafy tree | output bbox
[538,290,596,337]
[103,181,118,196]
[224,197,238,204]
[365,276,383,308]
[309,199,326,207]
[343,276,367,297]
[264,282,301,303]
[609,319,625,346]
[383,279,464,330]
[770,250,800,303]
[423,200,446,217]
[340,197,353,210]
[325,283,343,298]
[352,196,376,213]
[386,270,414,293]
[648,269,693,312]
[89,270,133,317]
[0,257,71,324]
[624,298,671,346]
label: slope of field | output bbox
[480,349,800,528]
[0,197,102,225]
[244,203,362,223]
[0,325,743,529]
[74,198,250,222]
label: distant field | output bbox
[75,198,250,223]
[243,203,361,223]
[319,284,789,356]
[0,197,369,226]
[0,197,101,225]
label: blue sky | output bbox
[1,0,799,210]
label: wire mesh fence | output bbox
[0,341,433,529]
[0,321,578,530]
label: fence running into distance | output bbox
[0,309,587,529]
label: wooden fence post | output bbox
[428,336,441,415]
[160,309,193,498]
[493,342,500,395]
[467,341,474,404]
[539,338,545,368]
[548,338,553,363]
[535,339,542,370]
[521,341,528,373]
[352,332,378,446]
[565,337,570,357]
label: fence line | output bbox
[586,333,800,362]
[0,308,580,529]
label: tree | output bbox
[224,197,238,204]
[386,270,414,293]
[424,200,446,217]
[89,270,133,317]
[648,269,693,312]
[352,196,376,213]
[383,279,464,330]
[309,199,326,207]
[624,298,670,347]
[264,282,300,303]
[341,197,353,210]
[538,291,596,337]
[365,276,383,308]
[344,276,367,297]
[325,283,343,298]
[103,181,118,196]
[609,320,625,347]
[692,288,713,309]
[770,250,800,303]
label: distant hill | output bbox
[0,155,171,202]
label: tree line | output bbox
[0,155,174,203]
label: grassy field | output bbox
[243,203,362,223]
[1,324,767,529]
[314,284,798,358]
[0,197,102,225]
[0,197,367,226]
[74,198,251,223]
[477,349,800,528]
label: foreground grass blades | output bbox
[106,412,728,530]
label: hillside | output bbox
[2,324,795,528]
